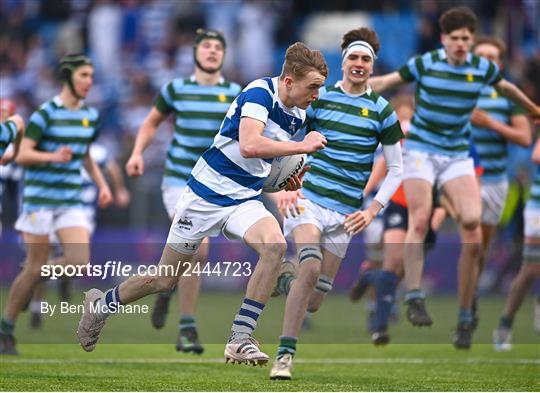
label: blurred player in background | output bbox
[493,137,540,351]
[469,36,532,327]
[77,42,328,366]
[269,28,403,380]
[370,6,540,349]
[0,99,25,165]
[0,98,25,236]
[356,95,445,345]
[0,54,112,355]
[28,141,130,329]
[125,29,241,354]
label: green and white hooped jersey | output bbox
[301,83,403,215]
[154,75,242,188]
[22,96,99,213]
[399,48,502,157]
[471,86,526,183]
[0,120,17,157]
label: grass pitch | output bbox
[1,291,539,391]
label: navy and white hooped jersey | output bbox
[471,85,526,183]
[301,83,403,215]
[155,75,242,188]
[399,48,502,157]
[187,77,305,207]
[22,96,99,213]
[0,120,17,157]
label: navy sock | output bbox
[374,270,399,331]
[230,298,264,340]
[499,315,513,329]
[360,268,381,287]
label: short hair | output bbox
[473,36,506,60]
[341,27,380,55]
[439,6,478,34]
[280,42,328,80]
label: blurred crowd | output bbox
[1,0,539,230]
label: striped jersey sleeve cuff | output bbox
[380,122,404,145]
[154,93,172,114]
[398,65,415,82]
[25,121,43,142]
[241,102,269,124]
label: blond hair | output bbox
[280,42,328,80]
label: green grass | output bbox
[1,291,539,391]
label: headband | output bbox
[342,40,377,63]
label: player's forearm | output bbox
[84,155,108,190]
[11,127,24,160]
[496,80,538,115]
[15,146,57,166]
[131,121,158,155]
[106,161,127,194]
[369,72,404,93]
[239,136,307,159]
[373,142,403,207]
[488,119,531,147]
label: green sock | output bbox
[278,274,295,296]
[179,315,196,331]
[276,336,297,359]
[0,318,15,335]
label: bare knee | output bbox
[459,215,480,231]
[410,213,431,237]
[23,262,45,280]
[152,276,177,293]
[261,234,287,262]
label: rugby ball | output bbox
[262,153,307,193]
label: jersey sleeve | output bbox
[154,81,175,114]
[398,55,422,82]
[485,60,502,86]
[239,87,273,124]
[25,109,49,142]
[0,120,17,145]
[379,103,404,145]
[91,111,101,142]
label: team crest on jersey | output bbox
[466,73,474,82]
[361,108,369,117]
[218,94,227,103]
[82,118,89,127]
[491,91,498,99]
[289,118,297,132]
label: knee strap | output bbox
[315,274,333,293]
[298,246,322,264]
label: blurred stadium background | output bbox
[1,0,539,296]
[1,1,539,391]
